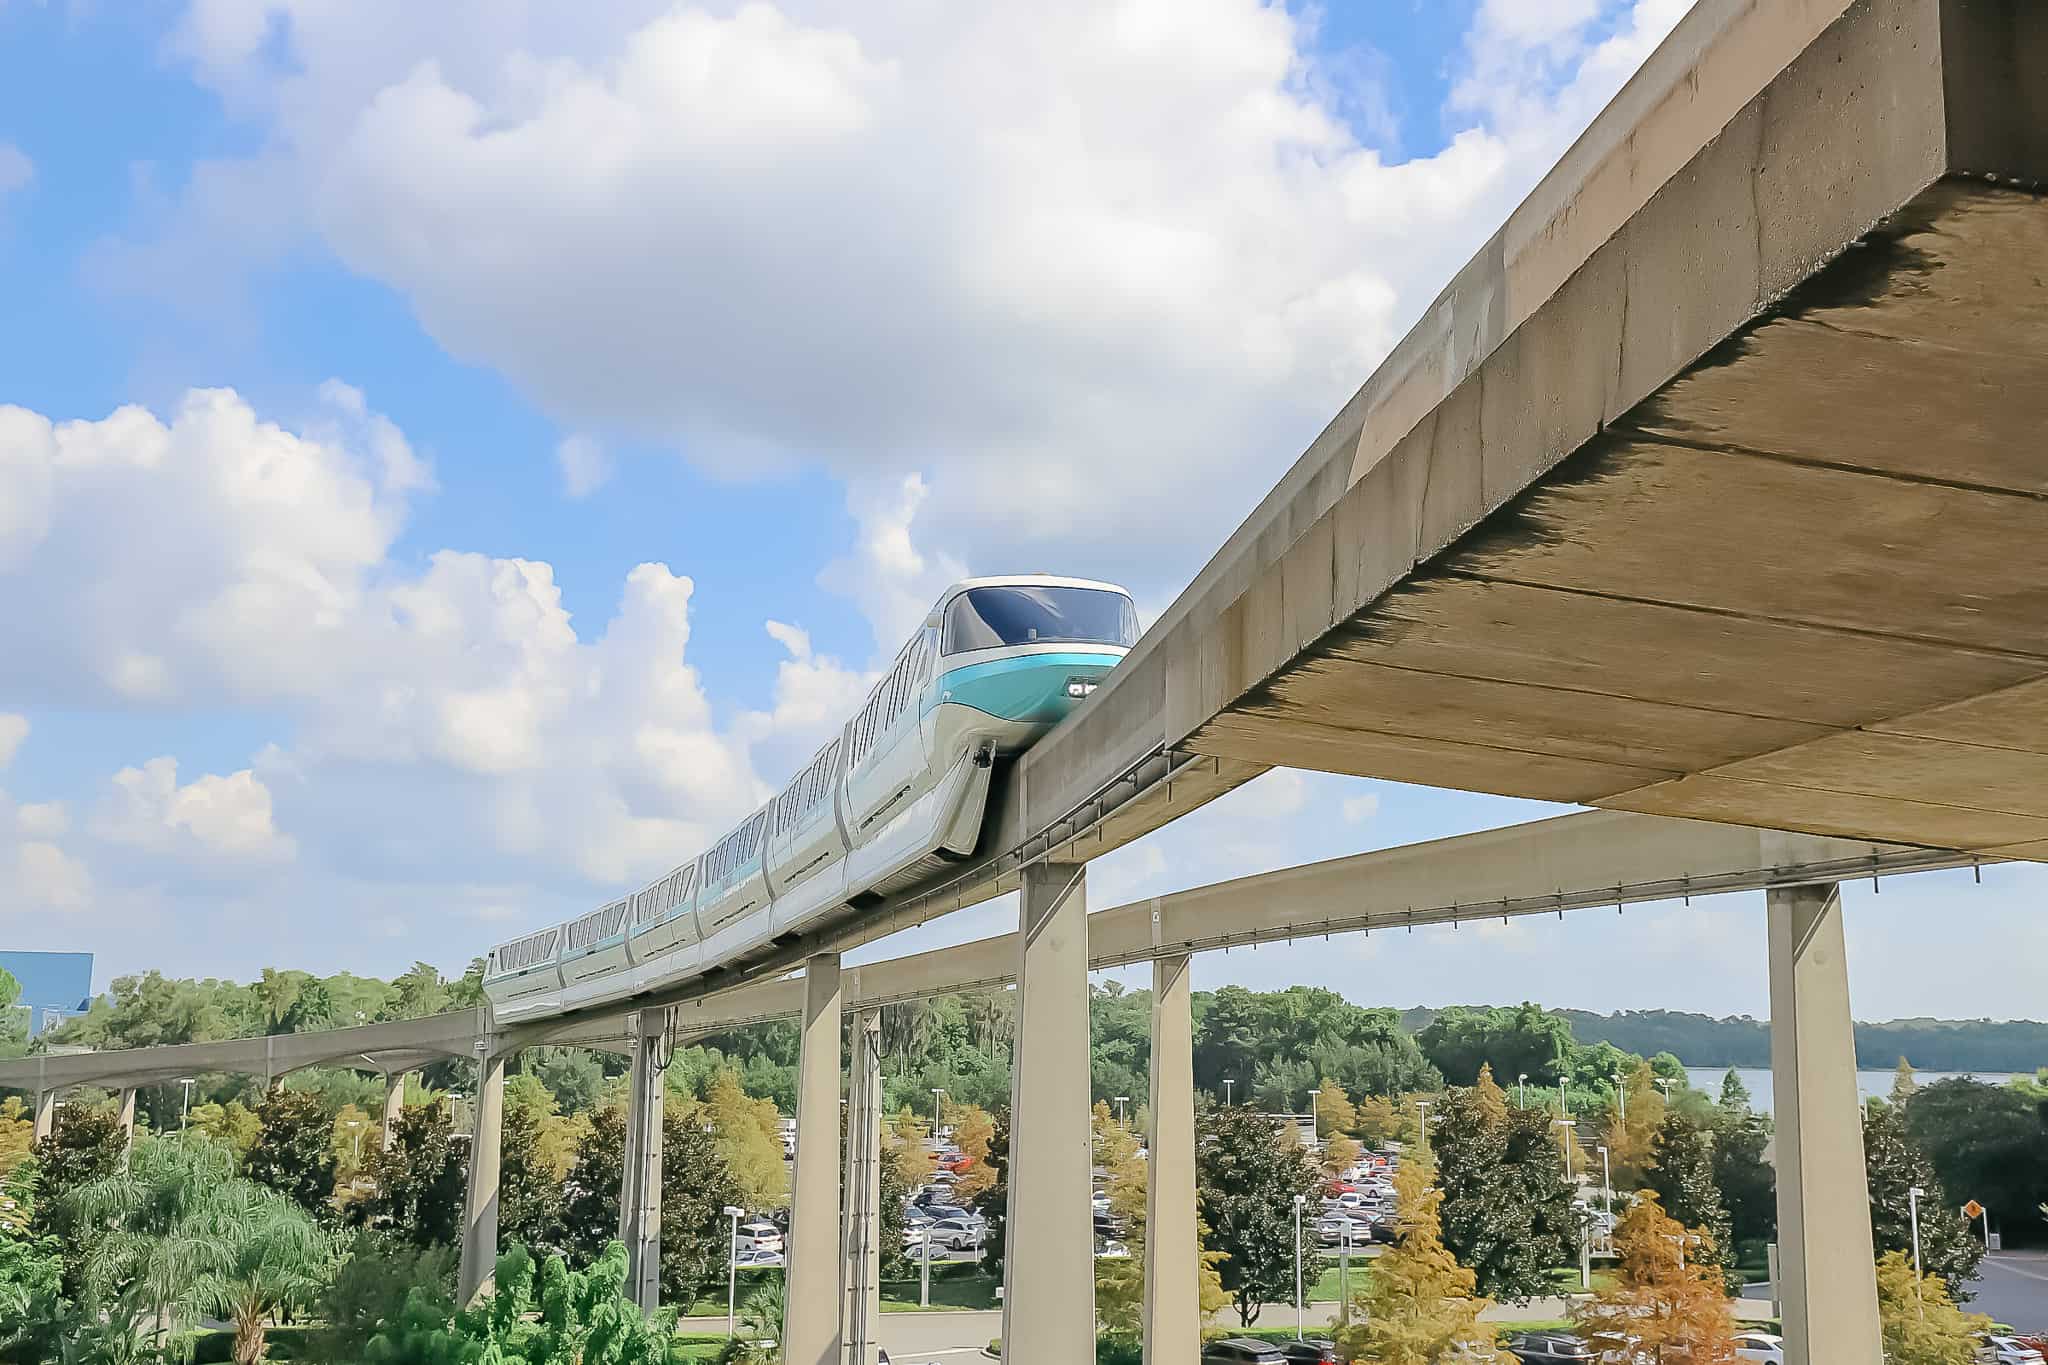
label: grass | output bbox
[879,1262,1003,1311]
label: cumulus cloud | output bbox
[107,0,1692,599]
[14,840,91,911]
[0,713,25,768]
[95,756,295,861]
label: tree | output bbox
[1709,1099,1775,1254]
[1865,1100,1983,1291]
[1645,1107,1733,1283]
[1892,1057,1919,1104]
[1197,1105,1320,1326]
[1322,1133,1363,1176]
[26,1105,126,1295]
[1353,1092,1420,1146]
[317,1231,458,1361]
[1572,1192,1735,1364]
[1903,1078,2048,1248]
[1600,1059,1667,1188]
[1716,1068,1752,1114]
[69,1134,333,1364]
[1094,1102,1231,1349]
[0,968,27,1060]
[389,962,454,1020]
[190,1099,264,1156]
[975,1108,1010,1280]
[0,1097,31,1180]
[1433,1070,1577,1302]
[366,1241,676,1365]
[948,1100,998,1205]
[0,1164,65,1362]
[557,1102,742,1309]
[1314,1077,1357,1138]
[499,1099,566,1258]
[1417,1003,1575,1088]
[702,1069,789,1210]
[1876,1249,1992,1365]
[245,1087,340,1221]
[351,1100,466,1250]
[1335,1153,1507,1364]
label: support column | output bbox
[458,1048,506,1305]
[1767,882,1881,1365]
[32,1089,55,1143]
[620,1009,670,1312]
[382,1071,407,1151]
[786,954,844,1365]
[1001,862,1095,1363]
[1144,952,1199,1364]
[844,1008,883,1365]
[117,1088,137,1140]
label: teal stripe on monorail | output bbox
[930,651,1123,723]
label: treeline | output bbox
[1400,1006,2048,1072]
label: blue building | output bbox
[0,950,94,1036]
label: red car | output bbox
[1325,1180,1357,1196]
[940,1153,974,1174]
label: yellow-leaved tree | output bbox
[1876,1250,1992,1365]
[1600,1060,1666,1188]
[1335,1152,1507,1365]
[948,1101,998,1205]
[1094,1102,1232,1349]
[1315,1078,1357,1139]
[1353,1093,1420,1147]
[1572,1191,1735,1363]
[702,1068,790,1209]
[189,1099,263,1157]
[0,1096,32,1180]
[882,1105,933,1189]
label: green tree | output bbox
[500,1096,566,1257]
[190,1099,263,1157]
[1197,1104,1321,1326]
[245,1086,340,1221]
[1645,1106,1733,1283]
[0,968,27,1060]
[1717,1068,1752,1114]
[366,1241,676,1365]
[557,1102,742,1310]
[0,1163,66,1361]
[389,962,454,1020]
[70,1134,333,1364]
[1903,1078,2048,1247]
[317,1231,457,1361]
[1865,1100,1983,1290]
[351,1100,467,1250]
[1708,1098,1775,1253]
[26,1105,126,1296]
[1433,1069,1577,1302]
[975,1108,1009,1280]
[1417,1003,1575,1088]
[1336,1152,1507,1364]
[1876,1249,1991,1365]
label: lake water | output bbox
[1683,1067,2020,1115]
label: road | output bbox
[1972,1253,2048,1336]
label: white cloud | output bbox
[15,841,91,911]
[109,0,1693,600]
[820,474,967,652]
[15,801,68,840]
[556,433,610,498]
[0,714,25,768]
[0,143,30,196]
[1341,792,1380,824]
[96,756,295,861]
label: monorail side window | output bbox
[943,586,1139,654]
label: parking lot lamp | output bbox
[1415,1099,1431,1152]
[1518,1073,1528,1106]
[1293,1193,1308,1340]
[1613,1071,1626,1119]
[921,1221,933,1307]
[1338,1219,1354,1328]
[1598,1144,1613,1221]
[1553,1118,1577,1183]
[722,1205,744,1339]
[179,1077,196,1131]
[1114,1094,1130,1125]
[1223,1079,1235,1107]
[1908,1185,1926,1314]
[931,1087,946,1139]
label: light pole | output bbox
[920,1221,933,1307]
[1908,1186,1927,1316]
[345,1118,366,1168]
[1338,1217,1355,1328]
[1655,1077,1677,1104]
[1518,1073,1528,1107]
[179,1077,195,1132]
[1114,1095,1130,1126]
[1292,1193,1308,1340]
[1598,1144,1613,1222]
[1415,1099,1431,1153]
[1559,1078,1569,1116]
[1613,1071,1626,1120]
[1223,1079,1235,1107]
[931,1087,947,1140]
[1553,1118,1577,1183]
[722,1205,744,1340]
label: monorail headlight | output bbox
[1066,677,1097,699]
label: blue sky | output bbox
[0,0,2038,1023]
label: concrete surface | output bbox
[1972,1253,2048,1335]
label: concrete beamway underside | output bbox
[1167,0,2048,858]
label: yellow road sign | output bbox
[1963,1199,1984,1219]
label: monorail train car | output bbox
[482,575,1139,1022]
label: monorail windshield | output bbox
[943,586,1139,654]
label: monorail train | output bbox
[482,576,1139,1023]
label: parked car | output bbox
[1979,1336,2048,1365]
[1278,1338,1346,1363]
[1317,1213,1374,1246]
[730,1247,782,1268]
[1094,1237,1130,1259]
[733,1220,783,1253]
[1506,1332,1593,1364]
[1731,1331,1783,1363]
[1202,1340,1288,1364]
[923,1217,984,1251]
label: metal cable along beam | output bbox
[0,810,1986,1095]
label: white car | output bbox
[1979,1337,2048,1365]
[921,1217,984,1251]
[733,1220,784,1254]
[1732,1331,1783,1363]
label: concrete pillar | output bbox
[458,1049,506,1305]
[382,1071,407,1151]
[620,1009,669,1312]
[1767,882,1881,1365]
[845,1008,883,1365]
[116,1088,137,1140]
[1144,952,1199,1365]
[32,1089,54,1143]
[1000,862,1095,1362]
[785,954,844,1365]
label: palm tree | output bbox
[68,1134,333,1363]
